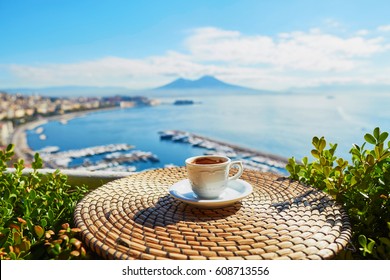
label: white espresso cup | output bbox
[185,155,244,199]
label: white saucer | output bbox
[169,179,253,208]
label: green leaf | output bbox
[48,209,54,222]
[319,137,326,152]
[379,151,390,161]
[323,166,331,177]
[364,133,376,145]
[366,154,375,165]
[9,251,17,260]
[34,225,45,239]
[32,153,43,170]
[329,143,338,155]
[324,178,333,189]
[285,164,293,174]
[20,239,31,253]
[358,235,367,247]
[311,149,320,159]
[40,219,47,228]
[6,144,15,153]
[350,148,361,157]
[379,237,390,247]
[29,189,36,200]
[367,238,375,253]
[313,163,322,171]
[13,230,22,244]
[312,136,319,148]
[373,127,380,140]
[352,143,360,150]
[378,132,389,143]
[350,176,357,186]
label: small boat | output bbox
[198,141,216,150]
[189,137,203,146]
[150,154,160,162]
[38,146,60,153]
[173,100,194,105]
[35,127,44,134]
[105,152,122,159]
[172,134,189,142]
[159,130,176,140]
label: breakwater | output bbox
[159,130,288,174]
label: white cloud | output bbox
[6,54,231,89]
[356,29,369,36]
[3,25,390,91]
[378,25,390,32]
[185,27,386,71]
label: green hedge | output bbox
[286,127,390,259]
[0,144,90,259]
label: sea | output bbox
[26,90,390,172]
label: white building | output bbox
[0,121,14,145]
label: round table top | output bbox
[74,167,351,260]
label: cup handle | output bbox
[228,161,243,181]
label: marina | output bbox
[159,130,288,174]
[39,143,135,168]
[74,150,159,172]
[33,130,288,174]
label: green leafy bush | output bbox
[286,127,390,259]
[0,144,90,259]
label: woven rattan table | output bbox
[74,167,351,260]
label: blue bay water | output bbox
[27,91,390,170]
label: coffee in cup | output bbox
[185,155,243,199]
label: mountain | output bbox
[156,75,253,91]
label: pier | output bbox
[38,144,160,172]
[159,130,288,174]
[39,143,135,168]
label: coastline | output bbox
[10,107,288,173]
[10,107,120,164]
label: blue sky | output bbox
[1,0,390,90]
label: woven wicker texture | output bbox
[74,167,351,260]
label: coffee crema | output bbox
[191,157,227,165]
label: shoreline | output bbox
[10,107,288,173]
[10,107,120,164]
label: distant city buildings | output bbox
[0,91,160,146]
[0,91,106,122]
[0,121,13,146]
